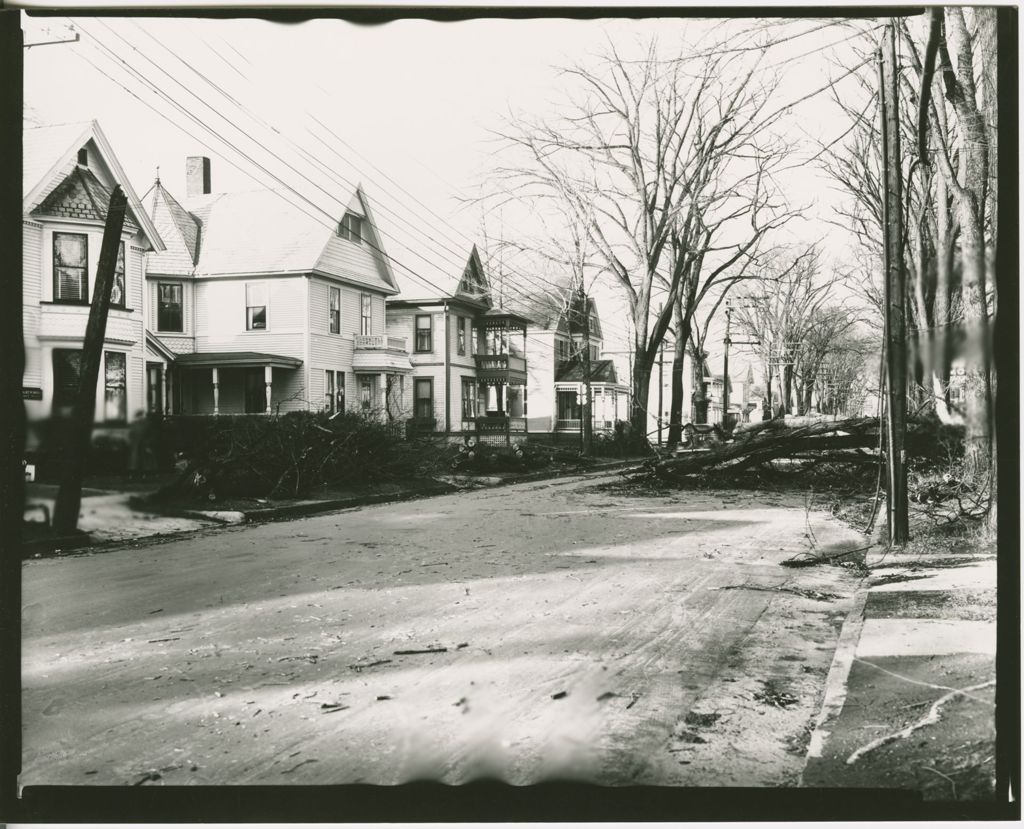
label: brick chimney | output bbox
[186,156,211,197]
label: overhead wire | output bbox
[69,23,613,369]
[80,18,638,348]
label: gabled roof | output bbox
[23,120,163,251]
[555,359,620,384]
[146,182,397,293]
[387,236,491,306]
[499,272,572,329]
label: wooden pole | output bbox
[579,282,593,456]
[880,26,910,545]
[53,186,127,533]
[722,303,732,430]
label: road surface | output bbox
[22,471,866,786]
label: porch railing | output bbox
[555,418,581,431]
[474,415,527,433]
[473,353,526,373]
[355,334,407,351]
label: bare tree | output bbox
[732,246,828,416]
[825,11,997,506]
[489,36,796,444]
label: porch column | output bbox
[212,367,220,415]
[164,367,172,415]
[379,372,387,419]
[264,365,273,414]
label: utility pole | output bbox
[657,305,664,446]
[53,187,127,532]
[880,24,909,545]
[722,303,732,430]
[579,281,593,457]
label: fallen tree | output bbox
[642,416,957,480]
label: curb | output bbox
[134,458,647,527]
[799,574,871,784]
[240,482,457,523]
[240,459,644,522]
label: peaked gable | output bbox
[454,247,492,306]
[314,186,398,294]
[33,165,142,232]
[23,120,163,251]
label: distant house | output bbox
[144,158,408,417]
[22,120,165,448]
[385,243,531,438]
[503,286,629,435]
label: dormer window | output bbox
[77,148,88,166]
[338,213,363,243]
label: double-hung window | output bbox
[415,314,432,353]
[329,286,341,334]
[457,316,466,355]
[461,378,477,420]
[360,377,373,411]
[104,351,127,423]
[110,242,126,308]
[360,294,372,335]
[414,378,433,420]
[245,282,267,330]
[53,232,88,303]
[157,282,183,332]
[325,370,345,414]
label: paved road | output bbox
[22,472,866,786]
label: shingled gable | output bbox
[33,164,142,232]
[23,120,163,252]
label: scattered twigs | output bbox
[780,544,873,568]
[845,679,995,764]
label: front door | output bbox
[244,368,266,413]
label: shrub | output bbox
[161,411,445,500]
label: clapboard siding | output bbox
[194,276,305,357]
[315,234,394,294]
[23,221,43,306]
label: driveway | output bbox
[21,471,867,786]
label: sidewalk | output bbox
[801,544,997,802]
[23,480,220,554]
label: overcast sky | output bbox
[24,11,884,366]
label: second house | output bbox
[144,158,410,417]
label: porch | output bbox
[168,351,304,415]
[554,383,628,432]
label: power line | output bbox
[80,19,641,346]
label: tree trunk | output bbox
[957,196,992,478]
[781,365,793,416]
[630,346,653,447]
[666,303,691,447]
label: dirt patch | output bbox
[801,652,996,800]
